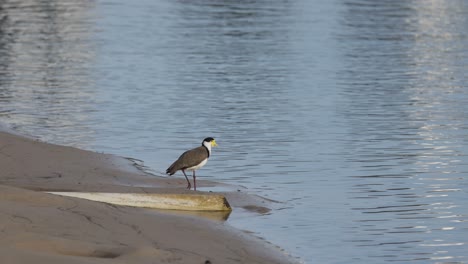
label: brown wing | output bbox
[166,146,209,175]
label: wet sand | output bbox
[0,130,295,263]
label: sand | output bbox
[0,130,295,263]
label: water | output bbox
[1,0,468,263]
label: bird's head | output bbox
[202,137,218,148]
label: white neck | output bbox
[203,141,212,155]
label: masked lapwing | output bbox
[166,137,218,191]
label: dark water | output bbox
[1,0,468,263]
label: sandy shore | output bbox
[0,130,295,263]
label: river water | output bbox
[1,0,468,263]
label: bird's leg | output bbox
[182,170,191,190]
[193,171,196,191]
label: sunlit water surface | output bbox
[1,0,468,263]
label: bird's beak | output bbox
[212,140,218,147]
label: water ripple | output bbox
[1,0,468,263]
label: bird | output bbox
[166,137,218,191]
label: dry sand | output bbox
[0,130,295,263]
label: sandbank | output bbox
[0,129,295,263]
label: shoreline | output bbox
[0,128,297,263]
